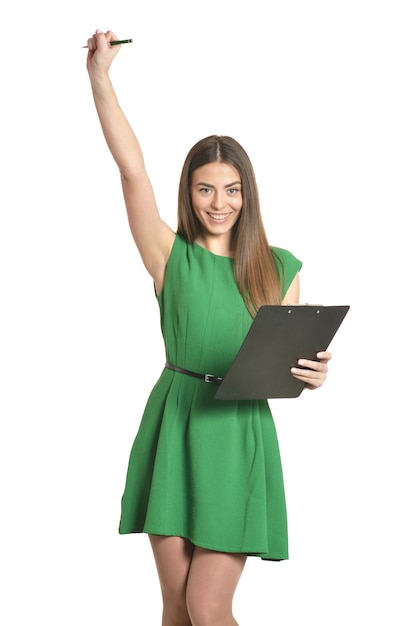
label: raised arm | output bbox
[86,29,175,292]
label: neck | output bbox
[194,234,234,258]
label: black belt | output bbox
[165,362,223,384]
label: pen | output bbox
[110,39,133,45]
[82,39,133,48]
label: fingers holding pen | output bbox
[86,28,119,49]
[86,29,121,73]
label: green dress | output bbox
[119,234,302,560]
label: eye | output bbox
[227,187,240,195]
[198,187,211,194]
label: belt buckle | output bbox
[204,373,215,383]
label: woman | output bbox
[86,29,332,626]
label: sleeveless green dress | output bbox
[119,234,302,560]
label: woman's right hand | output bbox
[86,29,121,77]
[83,27,175,290]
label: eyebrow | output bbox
[195,180,241,188]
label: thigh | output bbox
[186,547,247,623]
[149,534,195,597]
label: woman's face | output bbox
[190,162,243,239]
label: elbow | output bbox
[120,168,148,185]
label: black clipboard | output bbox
[215,305,350,400]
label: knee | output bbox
[160,588,191,626]
[187,593,231,626]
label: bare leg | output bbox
[149,535,194,626]
[186,547,247,626]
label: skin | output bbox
[86,28,332,625]
[149,535,245,626]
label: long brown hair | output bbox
[177,135,283,316]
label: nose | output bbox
[211,191,225,210]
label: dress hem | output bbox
[119,527,288,561]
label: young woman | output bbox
[86,29,332,626]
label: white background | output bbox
[1,1,416,624]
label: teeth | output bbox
[208,213,229,221]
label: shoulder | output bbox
[271,246,303,273]
[270,245,303,298]
[169,233,189,256]
[165,233,194,267]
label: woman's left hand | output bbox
[291,351,332,390]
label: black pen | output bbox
[82,38,133,48]
[110,39,133,45]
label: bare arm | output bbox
[281,273,300,306]
[86,29,175,292]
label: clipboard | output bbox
[214,304,350,400]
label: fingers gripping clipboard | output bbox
[215,305,350,400]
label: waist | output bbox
[165,362,223,384]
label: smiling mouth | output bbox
[207,212,232,222]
